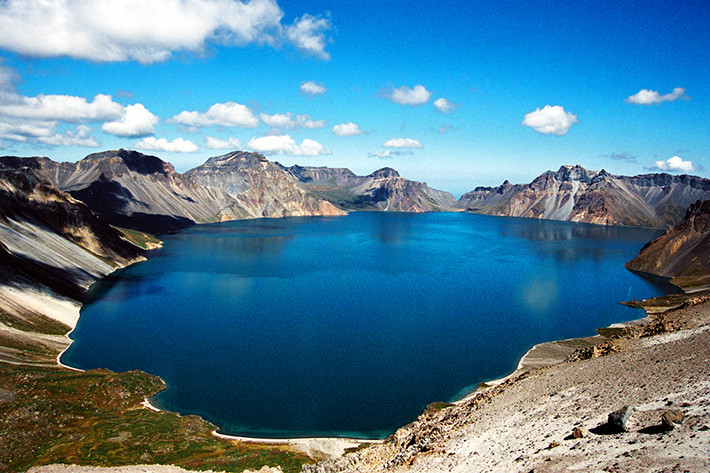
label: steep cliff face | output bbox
[626,200,710,291]
[279,164,458,212]
[459,165,710,228]
[0,167,146,363]
[184,151,345,218]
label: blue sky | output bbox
[0,0,707,195]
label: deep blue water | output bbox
[63,212,671,439]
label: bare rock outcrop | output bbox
[626,199,710,291]
[459,165,710,228]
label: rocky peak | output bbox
[369,167,400,179]
[555,164,594,183]
[677,200,710,234]
[83,149,174,176]
[201,151,268,171]
[0,156,47,171]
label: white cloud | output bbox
[522,105,578,136]
[286,14,332,60]
[433,97,456,114]
[300,80,326,96]
[260,112,325,129]
[170,102,259,128]
[368,150,413,158]
[382,138,422,148]
[388,85,431,106]
[332,122,364,136]
[0,93,123,122]
[0,0,332,63]
[626,87,689,105]
[102,103,158,137]
[206,136,242,149]
[0,119,55,142]
[260,112,293,128]
[38,125,99,147]
[248,134,330,156]
[647,156,696,173]
[135,136,198,153]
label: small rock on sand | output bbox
[608,406,633,432]
[661,409,684,430]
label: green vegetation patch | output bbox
[0,364,312,473]
[114,226,162,250]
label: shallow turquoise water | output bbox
[63,212,671,439]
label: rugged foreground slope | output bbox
[626,200,710,291]
[460,165,710,228]
[0,166,145,364]
[279,164,458,212]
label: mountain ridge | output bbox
[459,164,710,228]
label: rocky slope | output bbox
[626,200,710,291]
[5,150,249,234]
[459,165,710,228]
[0,166,145,364]
[184,151,345,219]
[279,164,458,212]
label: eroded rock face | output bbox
[184,151,345,219]
[459,165,710,228]
[279,164,458,212]
[0,150,345,234]
[626,200,710,290]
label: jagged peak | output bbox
[554,164,595,183]
[369,167,400,179]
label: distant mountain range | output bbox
[2,151,710,237]
[460,164,710,229]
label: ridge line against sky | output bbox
[0,0,707,195]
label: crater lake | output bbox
[62,212,672,439]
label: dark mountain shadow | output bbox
[70,175,148,215]
[0,244,89,302]
[94,211,195,235]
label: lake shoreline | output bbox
[57,212,670,446]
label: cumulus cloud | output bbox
[0,87,157,145]
[170,102,259,128]
[646,156,696,173]
[368,150,413,158]
[626,87,689,105]
[102,103,158,137]
[382,138,422,148]
[387,85,431,106]
[206,136,242,149]
[300,80,326,96]
[135,136,198,153]
[433,97,456,114]
[260,112,325,129]
[332,122,364,136]
[38,125,99,147]
[248,134,330,156]
[286,14,332,60]
[0,0,332,63]
[0,119,55,142]
[0,93,123,122]
[522,105,578,136]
